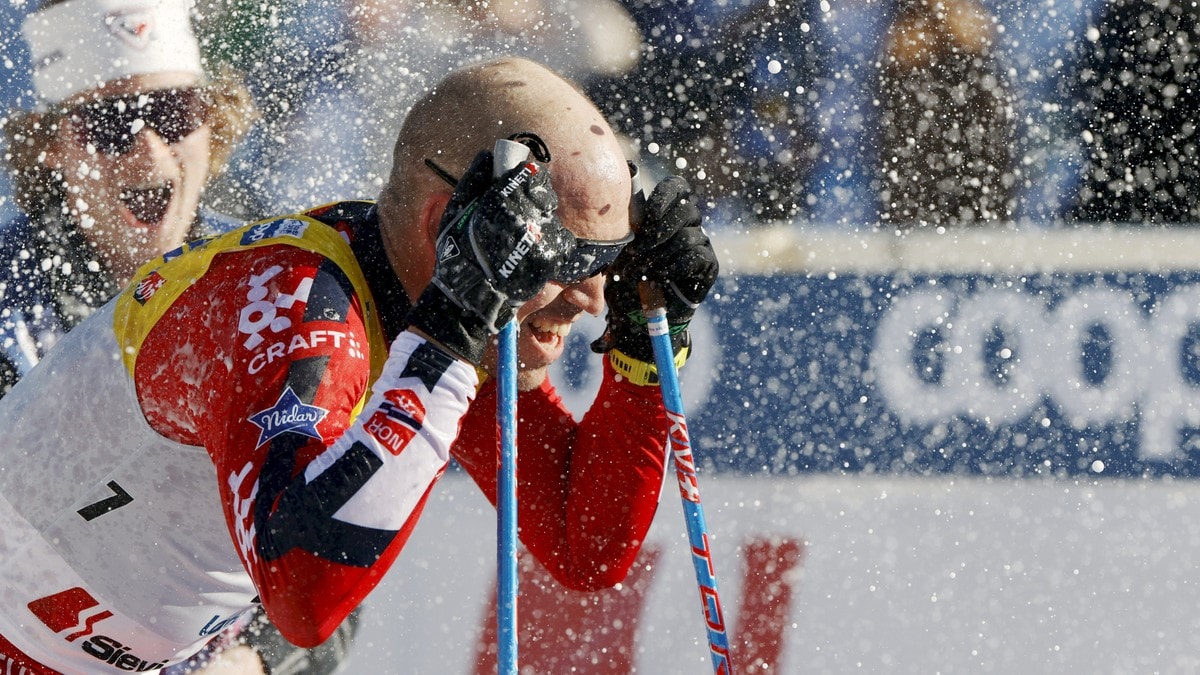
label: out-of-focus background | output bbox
[5,0,1197,230]
[8,0,1200,672]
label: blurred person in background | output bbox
[1065,0,1200,225]
[0,0,255,390]
[0,0,357,672]
[599,0,1103,229]
[872,0,1018,228]
[986,0,1106,224]
[590,0,827,225]
[0,1,35,227]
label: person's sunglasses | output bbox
[553,231,635,283]
[62,87,208,156]
[425,157,634,284]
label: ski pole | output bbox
[496,319,518,675]
[494,137,529,675]
[640,283,733,675]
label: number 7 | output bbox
[77,481,133,521]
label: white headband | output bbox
[22,0,203,108]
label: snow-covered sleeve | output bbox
[452,358,669,591]
[136,244,478,648]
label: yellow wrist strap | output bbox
[608,345,690,387]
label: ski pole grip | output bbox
[638,281,666,313]
[493,138,531,179]
[629,162,646,229]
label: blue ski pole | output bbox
[496,319,518,675]
[641,284,733,675]
[494,137,530,675]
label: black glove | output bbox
[408,149,571,364]
[591,175,719,363]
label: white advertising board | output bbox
[345,473,1200,673]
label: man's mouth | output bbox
[119,184,173,225]
[528,318,572,343]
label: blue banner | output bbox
[556,271,1200,478]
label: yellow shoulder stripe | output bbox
[112,215,388,400]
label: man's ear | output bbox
[419,192,453,247]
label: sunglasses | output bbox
[62,87,208,156]
[554,231,635,283]
[425,157,634,284]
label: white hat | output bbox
[22,0,204,108]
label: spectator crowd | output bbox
[2,0,1199,233]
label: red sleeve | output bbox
[452,359,668,591]
[136,244,477,647]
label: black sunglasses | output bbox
[425,157,633,284]
[63,87,208,156]
[553,231,635,283]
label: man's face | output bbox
[45,72,211,284]
[486,165,633,391]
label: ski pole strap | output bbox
[608,345,689,387]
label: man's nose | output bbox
[129,126,173,155]
[110,127,174,175]
[557,274,606,316]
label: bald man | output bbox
[0,57,717,672]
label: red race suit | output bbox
[0,202,668,673]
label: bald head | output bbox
[377,57,632,299]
